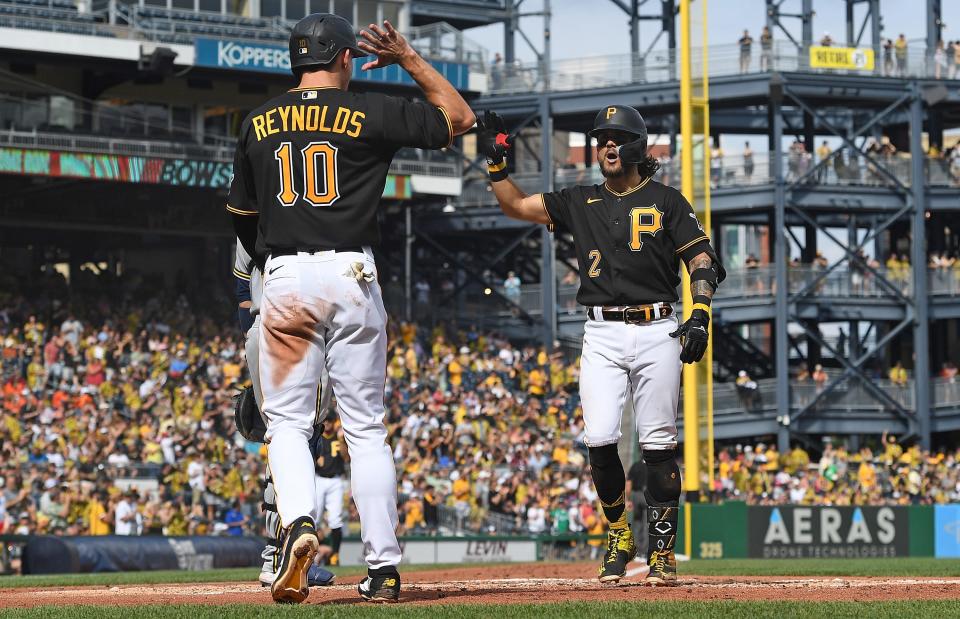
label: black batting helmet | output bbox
[588,105,647,145]
[289,13,367,72]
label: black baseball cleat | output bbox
[358,566,401,603]
[598,526,637,583]
[644,549,678,586]
[271,516,319,604]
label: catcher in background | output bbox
[476,106,724,585]
[234,240,336,588]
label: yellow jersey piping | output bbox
[226,204,258,216]
[437,106,454,148]
[675,235,709,254]
[603,175,652,196]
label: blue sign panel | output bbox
[194,38,470,89]
[195,38,290,74]
[934,504,960,557]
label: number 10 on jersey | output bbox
[274,141,340,207]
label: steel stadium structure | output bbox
[0,0,958,488]
[417,0,960,459]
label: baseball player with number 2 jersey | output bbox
[477,105,725,586]
[227,13,474,605]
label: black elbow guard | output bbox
[691,249,726,290]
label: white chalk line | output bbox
[9,576,960,599]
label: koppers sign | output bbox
[748,506,908,558]
[195,39,290,74]
[193,38,470,89]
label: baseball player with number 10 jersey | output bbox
[477,105,725,586]
[228,13,475,605]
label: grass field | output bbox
[3,558,960,617]
[3,601,960,619]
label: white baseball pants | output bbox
[259,248,400,570]
[315,475,344,530]
[579,315,682,450]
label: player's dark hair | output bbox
[292,50,345,80]
[636,153,660,179]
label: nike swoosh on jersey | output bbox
[586,197,603,204]
[268,265,284,275]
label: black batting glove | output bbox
[616,137,647,163]
[475,110,513,165]
[669,308,710,364]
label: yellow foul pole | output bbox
[679,0,713,554]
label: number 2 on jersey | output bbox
[274,141,340,207]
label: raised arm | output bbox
[358,21,475,135]
[476,110,551,224]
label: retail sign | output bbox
[809,46,875,71]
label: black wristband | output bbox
[488,158,509,182]
[692,295,712,307]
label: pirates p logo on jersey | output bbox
[628,204,663,251]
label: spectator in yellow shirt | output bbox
[888,361,908,387]
[452,475,471,503]
[85,491,111,535]
[528,368,547,397]
[447,357,463,389]
[857,459,877,490]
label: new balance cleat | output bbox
[270,516,319,604]
[358,566,401,602]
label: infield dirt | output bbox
[1,562,958,608]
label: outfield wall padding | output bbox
[21,535,265,574]
[686,503,937,559]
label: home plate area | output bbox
[2,563,960,608]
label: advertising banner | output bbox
[338,538,538,566]
[809,46,875,71]
[934,504,960,557]
[194,38,470,89]
[747,506,909,558]
[0,146,412,198]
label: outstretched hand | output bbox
[357,20,415,71]
[475,110,513,163]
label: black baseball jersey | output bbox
[541,178,714,306]
[227,86,454,254]
[311,430,345,477]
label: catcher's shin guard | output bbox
[644,496,678,586]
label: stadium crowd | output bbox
[710,434,960,506]
[1,268,959,540]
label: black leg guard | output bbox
[588,444,626,526]
[642,449,680,564]
[330,527,342,554]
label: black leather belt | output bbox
[270,246,363,257]
[587,303,673,323]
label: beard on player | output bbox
[597,140,660,180]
